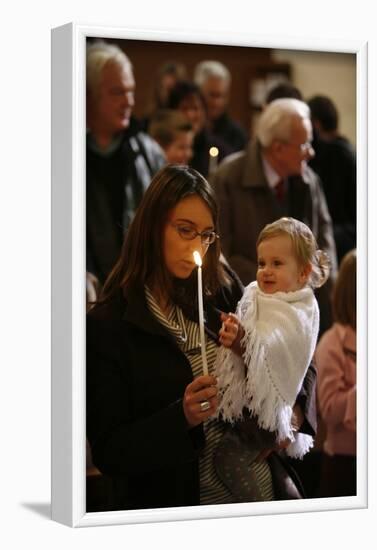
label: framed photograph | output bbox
[51,23,368,528]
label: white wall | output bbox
[272,49,356,146]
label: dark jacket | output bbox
[86,128,165,283]
[309,133,356,263]
[211,112,248,154]
[86,269,317,510]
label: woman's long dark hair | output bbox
[98,164,230,317]
[166,80,206,113]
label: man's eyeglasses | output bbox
[171,223,219,245]
[282,141,313,153]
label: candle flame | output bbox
[193,250,202,267]
[209,146,219,157]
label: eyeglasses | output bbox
[171,223,219,245]
[282,141,313,153]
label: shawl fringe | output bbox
[215,282,318,460]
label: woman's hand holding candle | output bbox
[183,375,218,428]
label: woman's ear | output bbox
[300,262,312,284]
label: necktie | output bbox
[275,179,285,202]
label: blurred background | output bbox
[87,37,356,146]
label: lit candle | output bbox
[208,146,219,176]
[193,250,208,376]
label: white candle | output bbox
[208,146,219,176]
[193,251,208,376]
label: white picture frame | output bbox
[51,22,368,528]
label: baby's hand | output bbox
[219,312,243,352]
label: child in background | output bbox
[214,217,330,501]
[315,249,356,497]
[148,109,194,165]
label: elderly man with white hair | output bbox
[211,97,337,336]
[194,60,247,153]
[86,41,165,287]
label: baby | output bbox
[214,217,330,500]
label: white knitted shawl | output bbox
[215,281,319,459]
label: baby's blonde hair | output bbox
[256,217,330,288]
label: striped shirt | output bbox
[145,287,274,504]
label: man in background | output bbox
[308,95,356,263]
[211,98,337,336]
[86,41,165,288]
[194,60,247,153]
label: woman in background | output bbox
[167,81,232,177]
[315,249,356,497]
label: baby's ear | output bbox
[300,262,312,283]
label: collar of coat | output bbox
[122,285,221,344]
[240,139,312,189]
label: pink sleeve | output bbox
[315,329,356,431]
